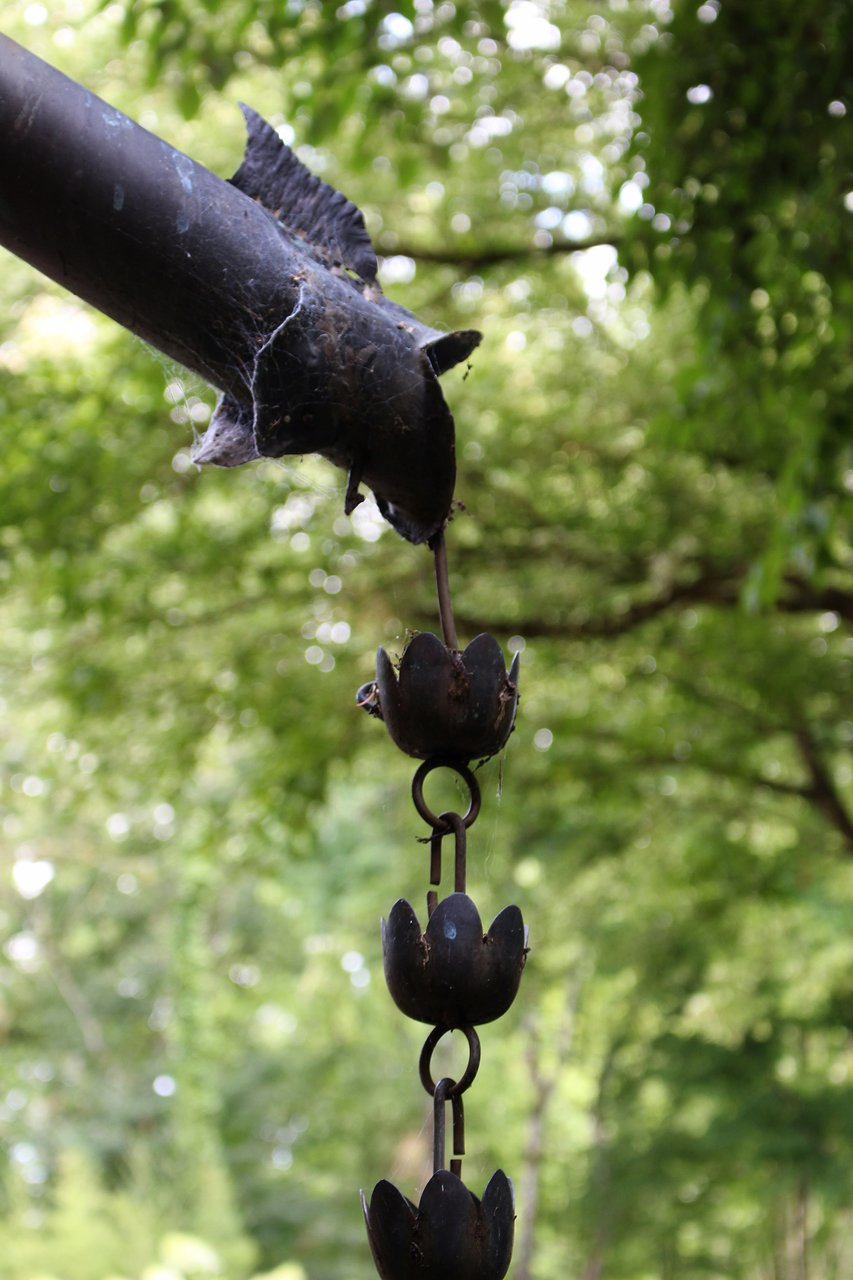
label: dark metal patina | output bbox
[363,1054,514,1280]
[364,632,520,760]
[383,894,527,1027]
[384,770,528,1026]
[419,1027,482,1103]
[363,737,525,1277]
[0,37,479,543]
[0,34,529,1279]
[412,764,481,840]
[362,1169,515,1280]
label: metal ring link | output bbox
[412,757,481,831]
[419,1024,481,1098]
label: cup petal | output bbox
[363,1180,418,1280]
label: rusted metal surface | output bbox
[432,1078,466,1178]
[411,760,481,833]
[362,1169,515,1280]
[362,1066,514,1279]
[0,37,480,543]
[418,1025,482,1098]
[365,632,520,760]
[0,33,528,1275]
[365,738,525,1276]
[383,894,527,1027]
[385,773,527,1026]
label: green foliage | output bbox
[0,1148,257,1280]
[631,0,853,589]
[0,2,851,1279]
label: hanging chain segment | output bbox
[360,543,524,1280]
[419,1025,482,1101]
[432,1078,466,1179]
[427,813,468,913]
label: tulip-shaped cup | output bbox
[366,632,520,761]
[362,1168,515,1280]
[382,894,528,1027]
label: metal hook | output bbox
[426,812,468,916]
[432,1077,466,1177]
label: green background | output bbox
[0,1,851,1277]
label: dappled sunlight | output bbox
[0,1,851,1278]
[0,296,100,371]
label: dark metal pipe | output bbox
[0,33,287,397]
[0,36,481,543]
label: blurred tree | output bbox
[0,2,850,1279]
[630,0,853,597]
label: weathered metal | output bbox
[0,34,525,1277]
[383,894,528,1027]
[365,736,525,1275]
[425,808,471,901]
[362,1169,515,1280]
[363,633,520,760]
[0,36,480,543]
[384,780,528,1027]
[431,1077,466,1177]
[418,1025,482,1099]
[411,760,481,834]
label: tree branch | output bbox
[794,726,853,854]
[584,716,853,859]
[515,966,586,1280]
[778,580,853,623]
[580,1033,627,1280]
[444,570,853,643]
[388,233,622,270]
[444,572,742,641]
[628,749,816,803]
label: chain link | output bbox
[412,760,483,1176]
[427,812,468,914]
[433,1078,466,1178]
[419,1024,481,1098]
[411,757,481,830]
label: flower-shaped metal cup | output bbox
[382,893,528,1027]
[372,632,520,760]
[362,1168,514,1280]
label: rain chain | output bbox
[0,38,522,1274]
[357,535,526,1280]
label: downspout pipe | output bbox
[0,36,480,543]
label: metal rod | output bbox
[449,1090,464,1177]
[452,1092,465,1159]
[430,830,442,887]
[453,817,466,895]
[432,533,459,651]
[433,1078,451,1173]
